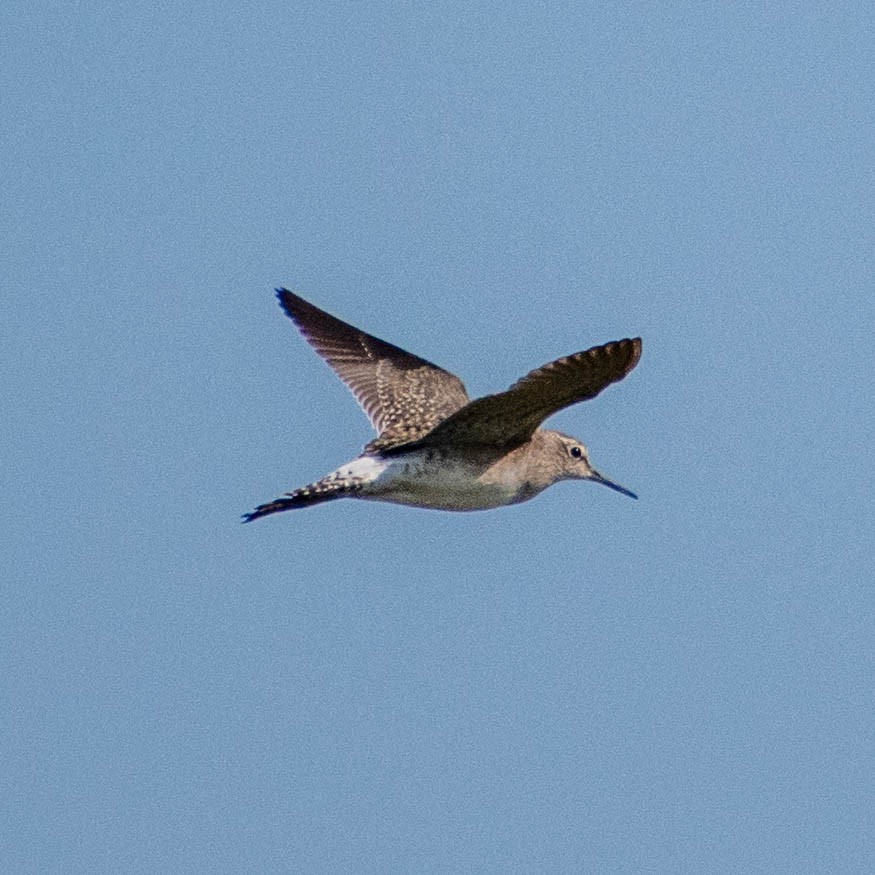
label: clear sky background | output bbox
[4,4,874,872]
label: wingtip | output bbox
[623,337,643,373]
[276,288,310,324]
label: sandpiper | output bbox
[244,290,641,521]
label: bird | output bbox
[243,290,641,521]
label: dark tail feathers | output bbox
[242,479,355,523]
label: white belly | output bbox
[342,455,525,511]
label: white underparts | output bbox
[324,452,531,511]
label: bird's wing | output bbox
[277,290,470,449]
[392,338,642,450]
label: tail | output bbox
[242,478,357,523]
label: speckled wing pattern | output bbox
[393,338,642,451]
[276,290,470,451]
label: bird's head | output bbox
[545,431,637,499]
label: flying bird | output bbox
[244,290,641,521]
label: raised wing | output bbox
[393,338,641,450]
[276,290,470,449]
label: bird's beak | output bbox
[589,469,638,499]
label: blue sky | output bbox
[4,4,874,872]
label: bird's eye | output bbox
[570,445,583,459]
